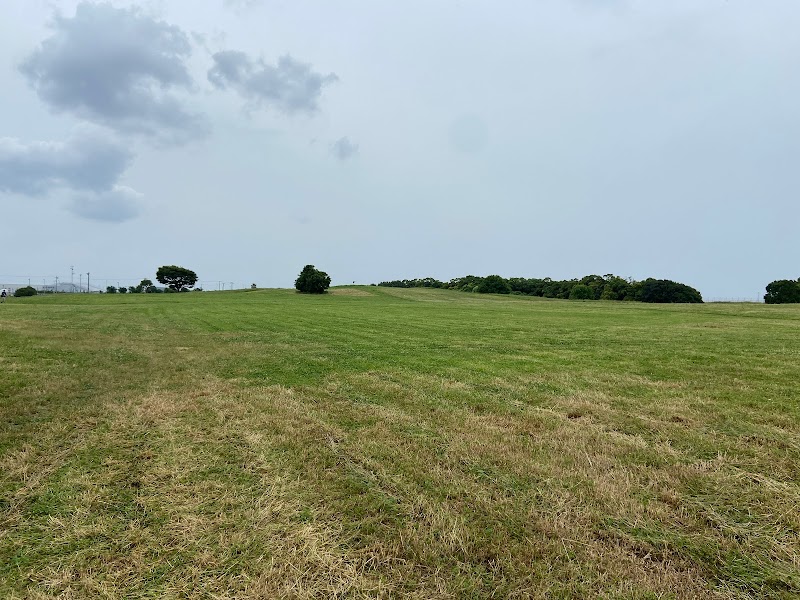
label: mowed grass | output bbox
[1,287,798,599]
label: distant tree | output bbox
[128,279,152,294]
[156,265,198,292]
[416,277,445,288]
[378,280,409,288]
[295,265,331,294]
[476,275,511,294]
[118,286,128,294]
[14,286,37,297]
[636,279,703,303]
[579,275,605,299]
[449,275,485,292]
[600,275,632,301]
[569,284,594,300]
[764,279,800,304]
[106,286,117,294]
[508,277,546,296]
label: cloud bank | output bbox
[209,51,338,115]
[20,2,206,143]
[0,129,142,222]
[0,130,132,196]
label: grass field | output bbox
[1,287,798,599]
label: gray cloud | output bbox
[0,129,142,223]
[331,137,359,161]
[0,130,133,196]
[208,51,338,114]
[69,186,142,222]
[20,2,206,143]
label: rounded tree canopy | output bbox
[569,284,594,300]
[295,265,331,294]
[635,279,703,303]
[764,279,800,304]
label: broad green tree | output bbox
[295,265,331,294]
[156,265,198,292]
[764,279,800,304]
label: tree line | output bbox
[377,274,704,303]
[106,266,200,294]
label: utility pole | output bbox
[71,266,74,292]
[79,273,82,292]
[55,276,59,293]
[87,273,90,293]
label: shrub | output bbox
[14,286,37,297]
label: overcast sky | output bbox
[1,0,798,298]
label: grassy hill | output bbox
[1,287,798,598]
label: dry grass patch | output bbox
[329,288,374,297]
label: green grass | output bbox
[1,287,798,598]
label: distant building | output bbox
[0,282,84,293]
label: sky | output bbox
[1,0,799,298]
